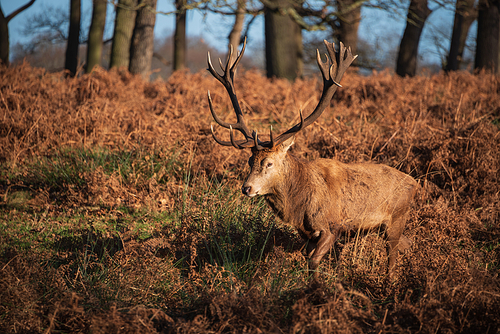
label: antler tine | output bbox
[272,40,357,148]
[223,44,233,75]
[210,125,230,146]
[219,57,225,72]
[210,125,253,149]
[229,125,246,149]
[231,40,246,71]
[334,42,357,83]
[207,38,254,147]
[207,52,222,83]
[207,91,231,128]
[269,126,275,147]
[317,51,330,83]
[252,131,266,150]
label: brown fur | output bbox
[242,137,418,278]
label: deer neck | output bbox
[264,153,312,226]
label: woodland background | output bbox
[1,0,499,80]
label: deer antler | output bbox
[270,41,357,147]
[207,38,260,149]
[207,39,357,150]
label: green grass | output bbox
[1,146,185,200]
[0,145,305,312]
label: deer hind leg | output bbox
[385,215,409,277]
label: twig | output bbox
[379,129,399,153]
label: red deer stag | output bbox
[206,39,418,278]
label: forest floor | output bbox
[1,63,499,333]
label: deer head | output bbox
[207,39,357,196]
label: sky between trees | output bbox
[2,0,476,73]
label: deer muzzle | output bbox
[242,186,254,197]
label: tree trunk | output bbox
[396,0,431,77]
[446,0,476,71]
[65,0,81,76]
[0,0,36,66]
[86,0,107,73]
[475,0,500,72]
[129,0,157,79]
[228,0,246,65]
[335,0,361,56]
[173,0,187,70]
[110,0,137,69]
[0,8,8,66]
[264,0,303,81]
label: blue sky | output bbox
[2,0,474,69]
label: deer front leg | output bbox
[307,230,336,279]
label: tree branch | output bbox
[6,0,36,23]
[153,52,170,66]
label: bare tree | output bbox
[11,5,71,70]
[110,0,138,69]
[264,0,303,80]
[228,0,246,64]
[475,0,500,72]
[334,0,362,56]
[129,0,157,79]
[445,0,476,71]
[86,0,107,73]
[65,0,81,76]
[21,5,70,48]
[396,0,432,77]
[173,0,187,70]
[202,0,262,66]
[262,0,366,79]
[0,0,36,65]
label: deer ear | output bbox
[279,136,295,153]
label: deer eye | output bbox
[266,162,273,168]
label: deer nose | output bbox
[242,186,252,196]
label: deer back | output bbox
[315,158,418,231]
